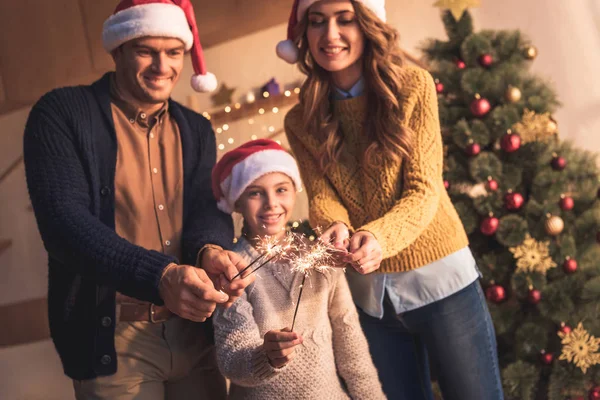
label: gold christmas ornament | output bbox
[511,109,559,144]
[545,215,564,236]
[558,322,600,374]
[433,0,481,20]
[525,45,538,60]
[509,234,557,275]
[505,86,522,103]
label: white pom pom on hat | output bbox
[276,0,387,64]
[102,0,217,93]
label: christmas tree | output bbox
[421,9,600,400]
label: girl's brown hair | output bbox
[294,1,413,170]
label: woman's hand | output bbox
[348,231,383,274]
[319,221,350,267]
[263,328,303,368]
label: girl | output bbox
[211,139,385,400]
[278,1,504,399]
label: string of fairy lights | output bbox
[196,87,302,153]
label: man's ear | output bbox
[233,199,242,214]
[110,46,122,63]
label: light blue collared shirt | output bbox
[333,77,480,319]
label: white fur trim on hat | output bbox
[297,0,386,22]
[191,72,218,93]
[217,149,303,214]
[102,3,194,52]
[276,40,300,64]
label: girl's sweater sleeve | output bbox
[284,110,354,231]
[212,291,286,387]
[328,271,386,399]
[360,69,443,258]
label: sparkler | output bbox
[230,234,294,280]
[288,235,346,330]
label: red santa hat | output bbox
[276,0,387,64]
[102,0,217,92]
[212,139,303,214]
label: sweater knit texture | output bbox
[23,73,233,379]
[284,66,469,273]
[213,238,385,400]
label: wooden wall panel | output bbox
[0,0,95,105]
[79,0,116,72]
[191,0,291,47]
[0,73,5,104]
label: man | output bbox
[23,0,253,398]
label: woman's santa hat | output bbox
[276,0,387,64]
[102,0,217,92]
[212,139,303,214]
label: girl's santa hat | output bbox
[276,0,387,64]
[102,0,217,92]
[212,139,303,214]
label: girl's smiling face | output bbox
[236,172,297,241]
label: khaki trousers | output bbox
[73,316,226,400]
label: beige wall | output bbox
[2,1,599,398]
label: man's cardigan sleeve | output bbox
[23,89,175,304]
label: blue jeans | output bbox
[358,281,503,400]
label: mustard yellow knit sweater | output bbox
[284,66,469,273]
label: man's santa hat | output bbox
[212,139,303,214]
[102,0,217,92]
[276,0,387,64]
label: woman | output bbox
[279,1,504,399]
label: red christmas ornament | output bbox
[479,54,493,68]
[528,288,542,305]
[481,215,499,236]
[559,195,574,211]
[551,155,567,171]
[563,257,578,274]
[559,323,572,335]
[504,191,525,211]
[485,284,506,303]
[501,132,522,153]
[486,177,499,192]
[470,95,491,117]
[456,59,466,69]
[590,387,600,400]
[444,180,450,190]
[466,143,481,157]
[435,81,445,94]
[540,351,553,365]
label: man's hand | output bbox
[263,328,303,368]
[201,248,255,308]
[348,231,383,274]
[159,264,228,322]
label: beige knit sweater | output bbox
[284,65,469,273]
[213,238,386,400]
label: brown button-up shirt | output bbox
[110,76,183,304]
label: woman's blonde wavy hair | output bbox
[294,1,413,171]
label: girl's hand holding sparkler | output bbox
[263,328,303,368]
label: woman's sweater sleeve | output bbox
[328,271,386,399]
[212,291,286,387]
[360,69,443,258]
[284,111,354,231]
